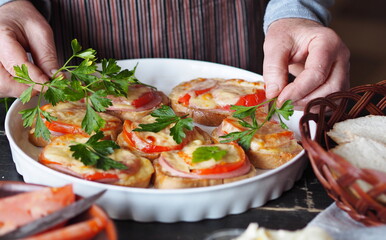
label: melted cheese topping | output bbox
[221,117,294,150]
[131,115,177,147]
[108,85,153,109]
[40,134,154,186]
[171,78,265,109]
[43,101,120,126]
[162,141,242,172]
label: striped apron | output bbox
[50,0,266,74]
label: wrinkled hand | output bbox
[263,18,350,109]
[0,0,58,98]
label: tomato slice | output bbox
[177,87,214,106]
[178,93,191,106]
[83,172,119,182]
[45,121,84,135]
[221,89,266,110]
[122,120,184,153]
[235,89,266,106]
[131,91,155,108]
[44,120,120,135]
[191,160,245,175]
[190,143,246,175]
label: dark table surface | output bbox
[0,103,334,240]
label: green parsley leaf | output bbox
[170,117,194,144]
[70,144,99,166]
[71,39,82,54]
[101,58,121,76]
[220,97,294,150]
[82,104,106,134]
[62,80,85,101]
[19,107,39,128]
[44,78,69,105]
[231,105,258,119]
[276,100,294,120]
[192,146,228,163]
[19,86,34,104]
[34,112,51,141]
[13,65,34,84]
[76,48,96,60]
[133,105,194,144]
[13,39,148,172]
[72,59,97,75]
[89,90,112,112]
[70,131,126,170]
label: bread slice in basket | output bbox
[327,115,386,145]
[331,137,386,170]
[328,115,386,204]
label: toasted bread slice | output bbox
[169,78,266,126]
[212,115,303,169]
[153,142,256,189]
[116,116,213,160]
[39,134,154,188]
[327,115,386,145]
[29,101,122,147]
[106,84,170,121]
[153,159,257,189]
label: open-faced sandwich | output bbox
[14,39,303,190]
[212,112,303,169]
[116,109,213,160]
[153,141,257,189]
[106,84,170,121]
[29,101,122,147]
[39,133,154,188]
[169,78,267,126]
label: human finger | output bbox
[0,34,49,85]
[292,55,350,109]
[276,39,337,106]
[262,36,291,99]
[0,62,38,98]
[26,20,59,78]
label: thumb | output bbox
[27,27,59,79]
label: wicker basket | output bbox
[299,80,386,226]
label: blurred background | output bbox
[330,0,386,87]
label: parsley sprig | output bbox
[220,98,294,150]
[70,131,127,170]
[192,146,228,163]
[133,105,194,144]
[14,39,144,170]
[14,39,142,141]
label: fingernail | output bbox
[265,83,279,98]
[50,69,58,77]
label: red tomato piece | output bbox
[191,157,245,175]
[234,89,266,107]
[122,120,184,154]
[177,93,191,106]
[45,121,84,135]
[83,172,120,182]
[131,91,155,108]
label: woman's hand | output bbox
[263,18,350,109]
[0,0,59,98]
